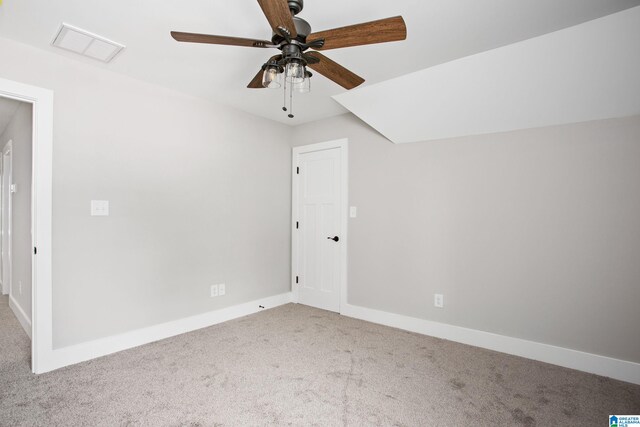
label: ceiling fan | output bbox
[171,0,407,118]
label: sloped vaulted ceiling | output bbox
[333,7,640,143]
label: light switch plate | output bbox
[350,206,357,218]
[91,200,109,216]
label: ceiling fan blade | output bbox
[308,16,406,50]
[171,32,272,48]
[257,0,298,38]
[247,69,266,89]
[306,52,364,90]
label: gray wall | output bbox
[292,113,640,364]
[2,34,639,364]
[0,37,292,348]
[0,102,33,323]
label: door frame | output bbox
[0,77,54,374]
[291,139,348,313]
[1,141,13,296]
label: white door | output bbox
[1,143,12,295]
[292,141,347,313]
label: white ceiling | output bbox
[1,0,639,126]
[335,7,640,143]
[0,97,24,136]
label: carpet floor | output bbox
[1,295,639,426]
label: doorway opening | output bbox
[0,77,53,374]
[1,98,33,341]
[291,139,348,313]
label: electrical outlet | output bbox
[218,283,225,296]
[434,293,444,308]
[210,284,218,297]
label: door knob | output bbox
[327,236,339,242]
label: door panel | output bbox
[296,147,342,312]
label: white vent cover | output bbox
[52,23,125,63]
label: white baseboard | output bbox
[45,292,293,373]
[341,303,640,385]
[9,295,32,339]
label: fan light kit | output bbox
[172,0,407,118]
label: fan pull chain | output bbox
[282,76,288,112]
[288,81,294,119]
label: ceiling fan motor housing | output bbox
[271,16,311,44]
[288,0,304,15]
[293,17,311,38]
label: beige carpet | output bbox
[1,295,639,426]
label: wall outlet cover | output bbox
[434,293,444,308]
[218,283,226,296]
[210,284,218,297]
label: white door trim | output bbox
[0,77,54,374]
[291,139,348,313]
[1,141,13,296]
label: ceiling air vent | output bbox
[52,23,125,63]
